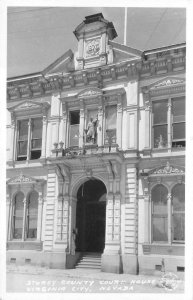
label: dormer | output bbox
[73,13,117,70]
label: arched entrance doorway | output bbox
[76,179,106,253]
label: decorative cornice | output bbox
[7,50,185,102]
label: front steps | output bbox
[75,252,102,270]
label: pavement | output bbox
[6,264,184,293]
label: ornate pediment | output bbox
[8,100,50,114]
[149,77,185,90]
[110,41,142,64]
[149,162,185,176]
[77,88,102,99]
[42,50,75,75]
[7,173,45,185]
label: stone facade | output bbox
[6,13,185,274]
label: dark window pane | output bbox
[70,111,80,125]
[13,192,24,239]
[31,118,42,139]
[172,97,185,117]
[27,191,38,239]
[154,125,167,148]
[173,123,185,140]
[173,213,185,241]
[152,216,168,242]
[18,141,27,155]
[69,124,79,147]
[31,139,42,149]
[152,184,168,214]
[18,120,28,140]
[106,105,117,130]
[153,101,167,124]
[172,184,185,211]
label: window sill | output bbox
[7,241,43,251]
[142,243,184,256]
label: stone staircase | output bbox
[75,252,102,270]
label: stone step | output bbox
[80,258,101,262]
[75,265,101,269]
[75,253,102,270]
[77,261,101,266]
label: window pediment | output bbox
[77,88,102,99]
[148,76,185,90]
[7,173,45,185]
[149,162,185,176]
[8,100,50,115]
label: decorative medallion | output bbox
[85,38,100,58]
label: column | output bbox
[41,112,48,159]
[69,196,77,253]
[6,189,12,240]
[8,112,16,163]
[168,193,172,244]
[105,193,114,243]
[37,192,44,241]
[56,196,63,240]
[167,99,172,149]
[113,193,121,242]
[60,103,68,148]
[144,91,151,149]
[97,96,104,147]
[62,195,70,242]
[27,119,31,161]
[117,94,123,149]
[79,100,85,148]
[125,81,138,150]
[144,194,150,243]
[22,197,27,241]
[51,92,61,147]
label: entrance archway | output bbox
[75,179,106,253]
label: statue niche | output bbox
[84,115,98,144]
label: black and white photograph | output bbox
[1,1,193,299]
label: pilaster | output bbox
[79,99,85,148]
[97,96,104,147]
[144,91,152,149]
[117,94,123,149]
[41,111,48,159]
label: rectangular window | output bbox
[172,97,185,148]
[152,96,185,149]
[152,101,168,148]
[69,111,80,147]
[17,118,42,161]
[105,105,117,143]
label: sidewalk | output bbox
[6,264,184,293]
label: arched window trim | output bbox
[10,188,40,241]
[149,180,185,245]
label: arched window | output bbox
[26,191,38,239]
[12,192,24,239]
[152,184,168,242]
[172,184,185,242]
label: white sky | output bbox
[7,7,186,78]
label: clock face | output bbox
[85,38,100,58]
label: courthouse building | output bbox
[6,13,185,274]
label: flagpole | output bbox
[124,7,128,45]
